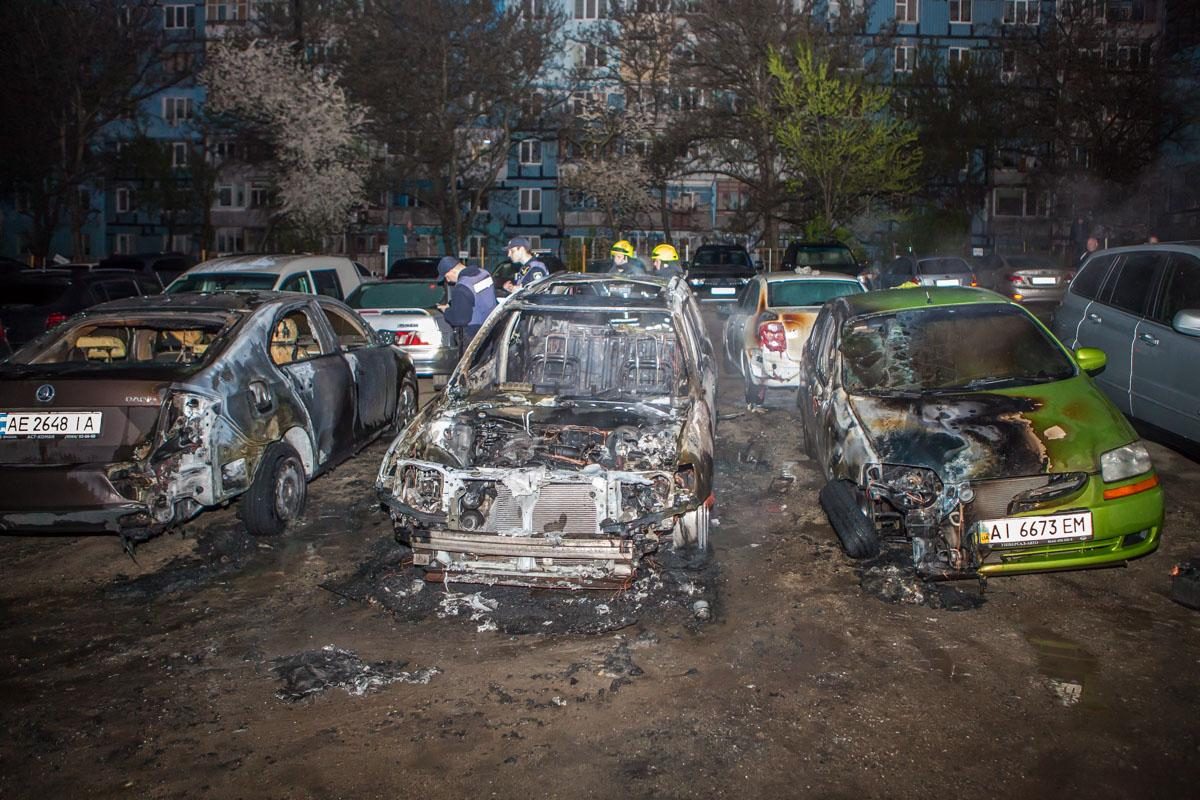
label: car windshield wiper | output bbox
[940,374,1059,391]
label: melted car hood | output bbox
[848,376,1134,482]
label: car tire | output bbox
[673,502,711,562]
[240,442,307,537]
[390,372,419,434]
[742,354,766,406]
[819,479,880,559]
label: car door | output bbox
[1052,253,1117,346]
[798,307,836,462]
[1073,251,1167,414]
[317,300,398,441]
[724,278,760,367]
[268,302,357,469]
[1130,251,1200,442]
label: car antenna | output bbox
[925,289,932,304]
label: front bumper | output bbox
[975,474,1163,576]
[687,278,750,302]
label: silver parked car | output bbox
[346,279,458,387]
[1052,242,1200,452]
[872,255,978,290]
[976,253,1074,305]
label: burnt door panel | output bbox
[269,307,356,469]
[318,302,396,442]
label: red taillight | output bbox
[758,321,786,353]
[1065,271,1076,283]
[392,330,430,347]
[45,311,68,330]
[1005,273,1026,286]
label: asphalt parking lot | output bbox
[0,311,1197,799]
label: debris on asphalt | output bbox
[1169,559,1200,610]
[1048,678,1084,707]
[322,539,718,635]
[271,645,440,701]
[858,552,984,611]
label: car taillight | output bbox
[1065,271,1076,283]
[392,331,430,347]
[970,273,979,287]
[1005,273,1026,286]
[758,321,787,353]
[45,311,68,330]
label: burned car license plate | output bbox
[976,511,1093,547]
[0,411,102,438]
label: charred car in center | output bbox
[0,292,418,543]
[797,288,1163,581]
[376,272,716,588]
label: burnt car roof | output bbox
[81,290,301,316]
[837,287,1006,316]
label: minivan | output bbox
[1052,242,1200,453]
[166,254,365,301]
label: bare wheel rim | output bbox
[273,457,304,521]
[396,383,417,427]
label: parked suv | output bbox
[782,241,863,279]
[687,244,757,301]
[1,267,163,351]
[1052,242,1200,453]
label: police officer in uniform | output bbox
[436,255,498,357]
[502,237,549,293]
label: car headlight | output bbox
[1100,442,1152,483]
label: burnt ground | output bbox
[2,309,1199,799]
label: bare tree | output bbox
[0,1,195,262]
[342,0,565,255]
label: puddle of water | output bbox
[1023,626,1101,709]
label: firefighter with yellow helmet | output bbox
[650,243,685,279]
[606,239,647,275]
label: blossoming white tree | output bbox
[203,38,368,242]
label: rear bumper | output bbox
[746,348,801,387]
[0,464,173,534]
[994,285,1066,304]
[398,344,458,377]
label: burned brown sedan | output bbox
[0,292,417,544]
[376,274,716,588]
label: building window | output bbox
[993,188,1026,217]
[215,227,244,253]
[211,140,238,163]
[167,50,195,74]
[520,188,542,213]
[949,47,970,67]
[894,45,915,73]
[163,4,195,29]
[950,0,972,23]
[529,236,543,251]
[895,0,918,23]
[521,0,546,17]
[172,142,189,167]
[206,1,249,23]
[673,191,696,211]
[115,187,132,214]
[570,91,604,115]
[249,182,270,208]
[171,234,191,252]
[579,43,607,69]
[115,233,134,255]
[1004,0,1039,25]
[519,139,542,165]
[216,183,247,209]
[467,235,485,259]
[574,0,606,19]
[163,96,193,126]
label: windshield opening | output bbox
[167,273,278,293]
[689,249,754,274]
[789,246,857,268]
[13,316,234,369]
[460,308,686,402]
[6,280,71,306]
[840,304,1075,393]
[348,281,445,310]
[917,258,970,275]
[768,280,863,307]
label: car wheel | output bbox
[742,354,766,406]
[818,479,880,559]
[673,502,711,562]
[390,372,419,434]
[240,442,307,537]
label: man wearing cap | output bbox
[502,237,549,293]
[435,255,497,357]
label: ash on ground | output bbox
[323,539,720,635]
[858,551,984,611]
[105,522,257,600]
[271,645,440,701]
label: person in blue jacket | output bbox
[435,255,497,357]
[502,237,549,293]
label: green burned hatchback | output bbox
[797,287,1164,580]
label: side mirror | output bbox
[1074,347,1107,375]
[1172,309,1200,337]
[375,330,394,347]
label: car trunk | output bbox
[776,309,819,361]
[0,377,169,466]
